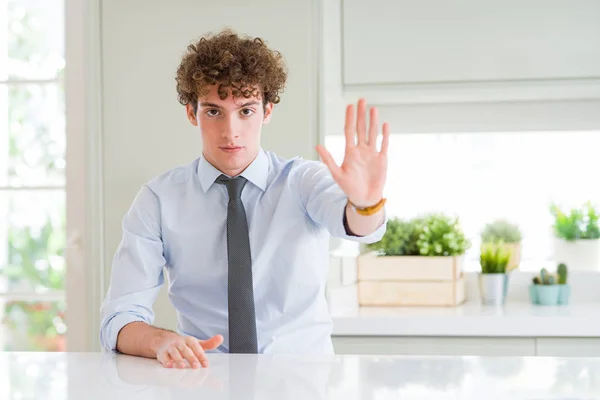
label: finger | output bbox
[178,342,201,369]
[158,350,174,368]
[168,346,186,369]
[185,336,209,368]
[380,122,390,156]
[356,98,367,145]
[368,106,379,150]
[316,145,342,181]
[344,104,355,150]
[199,334,224,351]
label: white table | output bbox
[331,302,600,337]
[2,351,600,399]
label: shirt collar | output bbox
[197,148,269,193]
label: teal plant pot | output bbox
[557,284,571,305]
[528,285,538,304]
[535,285,560,306]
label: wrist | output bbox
[347,197,386,216]
[149,329,178,356]
[348,195,384,209]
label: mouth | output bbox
[220,146,243,153]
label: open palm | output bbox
[316,98,390,207]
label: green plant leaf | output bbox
[550,202,600,241]
[365,217,420,256]
[366,213,471,257]
[480,243,511,274]
[481,219,522,243]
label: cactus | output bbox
[533,265,565,285]
[557,263,568,284]
[540,268,550,284]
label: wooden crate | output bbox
[358,277,466,307]
[357,253,466,306]
[358,253,464,281]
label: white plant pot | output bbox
[553,237,600,270]
[478,273,509,306]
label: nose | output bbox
[221,115,240,140]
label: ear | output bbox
[186,103,198,126]
[262,102,274,124]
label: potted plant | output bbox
[550,201,600,270]
[358,213,471,306]
[364,217,420,257]
[480,219,522,271]
[556,263,570,305]
[529,263,570,306]
[478,243,512,305]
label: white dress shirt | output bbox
[100,148,386,354]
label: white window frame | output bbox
[64,0,104,351]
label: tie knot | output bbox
[216,174,247,200]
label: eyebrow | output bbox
[199,101,261,109]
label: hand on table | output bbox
[155,333,223,369]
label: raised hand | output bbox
[316,98,389,207]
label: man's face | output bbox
[186,85,273,177]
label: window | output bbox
[0,0,66,355]
[325,130,600,271]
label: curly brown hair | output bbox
[175,29,288,114]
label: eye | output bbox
[205,109,220,117]
[240,108,255,117]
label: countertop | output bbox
[3,352,600,399]
[330,302,600,337]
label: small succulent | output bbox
[540,268,555,285]
[557,263,568,285]
[532,264,568,285]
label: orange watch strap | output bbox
[349,198,387,216]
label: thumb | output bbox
[199,334,224,350]
[316,145,341,181]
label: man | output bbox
[99,29,390,369]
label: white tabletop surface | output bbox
[3,351,600,399]
[331,302,600,337]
